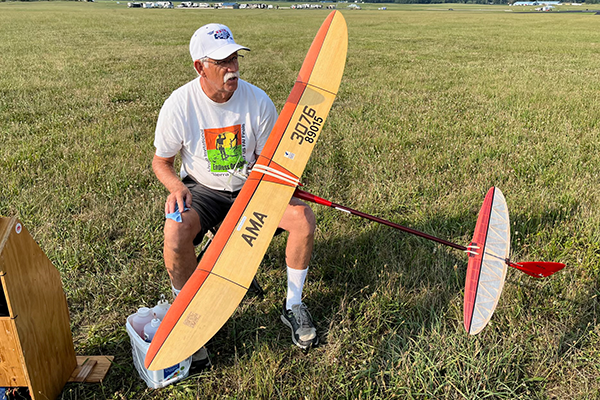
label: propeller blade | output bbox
[508,261,565,278]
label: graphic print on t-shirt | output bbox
[204,125,245,173]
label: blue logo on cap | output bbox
[213,29,231,40]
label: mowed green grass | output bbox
[1,2,600,398]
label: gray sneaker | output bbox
[190,346,211,371]
[280,301,319,350]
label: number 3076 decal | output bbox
[290,106,323,145]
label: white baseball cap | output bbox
[189,23,250,61]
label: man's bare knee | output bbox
[287,204,316,236]
[164,218,200,251]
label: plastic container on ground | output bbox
[131,307,154,337]
[143,318,161,342]
[152,295,171,321]
[126,314,192,389]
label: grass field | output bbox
[1,2,600,398]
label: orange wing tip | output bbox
[144,343,161,369]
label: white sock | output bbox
[172,284,181,299]
[286,266,308,310]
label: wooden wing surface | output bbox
[463,187,510,335]
[146,11,348,370]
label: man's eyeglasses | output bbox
[205,55,243,68]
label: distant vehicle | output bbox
[127,2,142,7]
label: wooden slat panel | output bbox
[68,356,114,383]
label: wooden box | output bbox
[0,217,77,399]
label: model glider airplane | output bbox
[293,187,565,335]
[146,11,564,370]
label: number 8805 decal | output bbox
[290,106,324,145]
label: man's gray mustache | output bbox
[224,71,239,83]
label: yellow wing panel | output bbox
[211,182,296,287]
[302,12,348,93]
[148,273,248,368]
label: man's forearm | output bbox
[152,156,187,194]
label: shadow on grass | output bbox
[203,197,579,360]
[199,212,472,364]
[75,198,580,397]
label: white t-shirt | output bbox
[154,78,278,191]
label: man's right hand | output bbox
[165,187,193,215]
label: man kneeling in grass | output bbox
[152,23,319,365]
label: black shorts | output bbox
[182,176,240,246]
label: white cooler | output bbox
[126,314,192,388]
